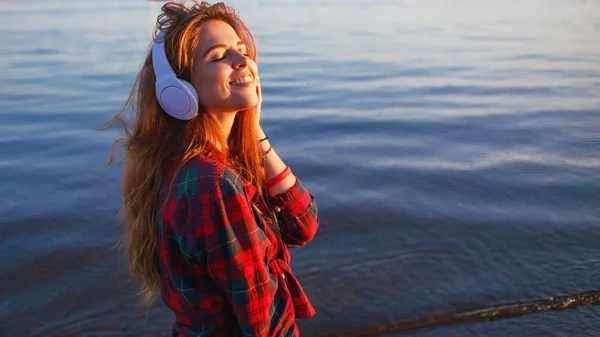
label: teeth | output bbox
[231,75,253,85]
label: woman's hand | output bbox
[255,75,266,138]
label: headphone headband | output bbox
[152,33,177,79]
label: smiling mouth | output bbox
[229,75,254,86]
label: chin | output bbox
[207,92,259,112]
[233,95,259,110]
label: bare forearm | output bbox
[258,129,296,196]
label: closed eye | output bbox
[212,50,248,62]
[212,54,227,62]
[205,41,248,61]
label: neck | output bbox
[209,110,238,151]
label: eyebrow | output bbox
[202,41,246,58]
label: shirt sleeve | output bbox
[204,173,283,336]
[269,178,319,248]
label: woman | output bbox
[104,1,319,336]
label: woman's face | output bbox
[191,20,258,114]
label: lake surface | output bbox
[1,0,599,336]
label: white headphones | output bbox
[152,32,199,120]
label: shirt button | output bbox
[274,206,281,212]
[281,273,286,279]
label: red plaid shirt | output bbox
[156,150,319,337]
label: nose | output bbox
[232,50,249,69]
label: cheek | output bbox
[248,59,258,75]
[194,66,228,100]
[206,66,227,86]
[200,68,223,89]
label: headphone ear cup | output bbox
[151,32,199,120]
[180,80,200,115]
[155,77,199,120]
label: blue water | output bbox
[1,0,599,336]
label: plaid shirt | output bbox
[156,151,319,337]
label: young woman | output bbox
[104,1,319,336]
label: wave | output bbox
[325,290,600,336]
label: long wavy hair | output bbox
[101,1,268,305]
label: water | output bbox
[1,0,599,335]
